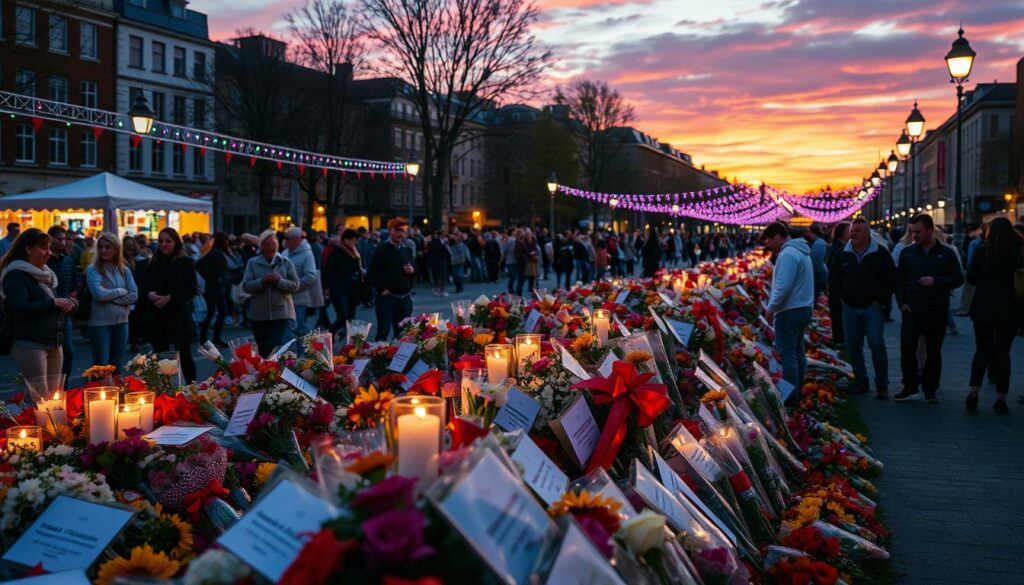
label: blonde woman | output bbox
[87,233,138,373]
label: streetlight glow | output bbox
[129,93,156,135]
[405,159,420,177]
[887,151,899,173]
[870,170,881,187]
[945,27,977,81]
[897,130,912,157]
[906,101,926,139]
[546,172,558,195]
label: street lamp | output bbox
[903,102,926,213]
[945,26,976,237]
[547,172,558,235]
[406,153,420,226]
[870,170,881,188]
[128,93,156,134]
[887,151,899,173]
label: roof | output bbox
[0,173,212,213]
[114,0,209,41]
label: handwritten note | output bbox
[144,425,214,446]
[549,395,600,469]
[493,387,542,433]
[401,360,432,391]
[597,353,616,378]
[351,358,369,380]
[387,341,417,372]
[225,392,265,437]
[664,318,694,346]
[281,368,319,399]
[510,435,569,506]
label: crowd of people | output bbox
[763,213,1024,414]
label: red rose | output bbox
[362,509,436,569]
[280,529,357,585]
[154,393,203,425]
[309,402,335,427]
[350,475,417,516]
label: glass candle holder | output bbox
[6,425,42,453]
[229,336,257,360]
[450,300,471,325]
[124,391,156,433]
[460,368,487,415]
[84,387,119,445]
[427,312,443,327]
[592,309,610,347]
[29,374,68,432]
[389,395,445,490]
[116,402,142,439]
[514,333,542,374]
[484,344,512,385]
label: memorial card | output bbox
[511,434,569,506]
[388,341,418,373]
[548,394,600,469]
[664,317,694,346]
[494,387,543,433]
[144,425,214,446]
[225,391,265,437]
[543,521,627,585]
[523,309,542,333]
[281,368,319,399]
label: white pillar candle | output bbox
[516,335,540,373]
[397,406,441,486]
[486,353,508,385]
[116,405,141,439]
[138,398,154,433]
[34,392,68,429]
[593,309,610,347]
[88,391,116,445]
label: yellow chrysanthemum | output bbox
[254,462,278,488]
[333,355,349,365]
[96,545,180,585]
[624,351,653,365]
[569,333,595,352]
[344,450,395,476]
[548,489,622,518]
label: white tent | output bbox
[0,172,212,233]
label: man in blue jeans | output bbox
[828,218,896,398]
[761,222,815,404]
[367,218,416,341]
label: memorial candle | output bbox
[515,334,541,374]
[116,404,141,439]
[85,388,117,445]
[6,426,42,453]
[34,391,67,429]
[593,309,610,347]
[485,344,511,385]
[391,396,444,490]
[125,391,155,433]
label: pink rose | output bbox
[351,476,417,516]
[361,509,435,568]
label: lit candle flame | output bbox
[123,405,130,413]
[414,406,427,418]
[19,429,27,439]
[99,390,106,400]
[52,391,60,400]
[138,397,146,405]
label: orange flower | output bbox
[569,333,595,352]
[624,351,652,365]
[347,386,394,428]
[344,450,395,476]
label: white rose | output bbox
[157,359,179,376]
[134,354,147,365]
[621,510,666,555]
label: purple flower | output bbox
[361,509,435,568]
[246,413,275,435]
[350,476,416,516]
[577,515,614,558]
[80,441,109,467]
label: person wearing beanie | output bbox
[242,229,300,357]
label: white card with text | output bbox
[281,368,320,399]
[664,318,694,346]
[144,425,214,446]
[225,391,265,437]
[511,435,569,506]
[387,341,418,372]
[558,343,591,381]
[493,387,542,433]
[524,309,542,333]
[351,358,370,380]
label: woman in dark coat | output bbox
[197,232,231,348]
[323,228,363,335]
[425,232,452,297]
[964,217,1023,413]
[640,227,662,278]
[139,227,198,382]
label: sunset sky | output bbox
[190,0,1024,193]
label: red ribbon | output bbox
[690,301,725,362]
[571,361,671,473]
[449,417,490,450]
[407,369,442,395]
[183,479,229,519]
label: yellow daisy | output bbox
[548,489,622,518]
[96,545,180,585]
[254,462,278,488]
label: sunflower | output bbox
[624,350,653,365]
[154,504,195,560]
[253,462,278,489]
[549,490,623,535]
[96,545,180,585]
[346,386,394,428]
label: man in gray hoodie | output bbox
[761,222,815,401]
[282,227,324,340]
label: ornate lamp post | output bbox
[945,27,977,236]
[128,93,155,134]
[904,101,926,215]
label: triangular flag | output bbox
[31,117,44,132]
[225,152,233,165]
[298,164,305,175]
[92,127,104,139]
[249,156,256,168]
[275,160,282,171]
[321,167,328,177]
[199,146,207,157]
[179,143,188,154]
[130,135,142,148]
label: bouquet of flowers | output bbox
[469,294,523,335]
[126,352,182,395]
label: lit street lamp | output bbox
[406,153,420,226]
[904,101,926,214]
[870,170,881,188]
[945,26,976,237]
[129,93,155,134]
[547,172,558,235]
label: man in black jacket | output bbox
[829,218,895,398]
[368,217,416,341]
[893,214,965,403]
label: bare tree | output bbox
[360,0,551,226]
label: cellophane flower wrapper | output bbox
[741,422,791,501]
[823,423,884,474]
[304,329,334,369]
[702,419,778,521]
[809,520,890,560]
[700,433,778,545]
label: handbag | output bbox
[1014,246,1024,303]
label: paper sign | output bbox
[776,378,796,402]
[281,368,319,399]
[647,306,668,334]
[597,353,616,378]
[658,291,676,307]
[558,344,591,381]
[523,309,541,333]
[699,350,734,387]
[351,358,369,380]
[693,368,722,392]
[632,461,701,534]
[653,452,737,545]
[545,522,627,585]
[434,449,552,585]
[144,425,214,446]
[401,360,431,391]
[2,496,135,573]
[510,435,569,506]
[219,478,338,582]
[664,318,694,346]
[493,387,542,433]
[548,395,600,469]
[6,571,91,585]
[269,339,295,360]
[225,392,265,437]
[612,315,630,336]
[614,290,630,305]
[388,341,417,372]
[735,285,751,300]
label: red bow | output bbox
[183,479,230,519]
[407,369,442,395]
[572,361,671,473]
[452,354,483,371]
[449,417,490,450]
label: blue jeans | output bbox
[842,303,888,390]
[506,263,519,294]
[252,319,288,358]
[89,323,128,373]
[773,307,812,400]
[375,293,413,341]
[289,304,311,340]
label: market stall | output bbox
[0,172,212,237]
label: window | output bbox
[193,99,205,128]
[15,69,36,96]
[173,47,186,76]
[15,6,35,46]
[170,0,185,18]
[80,132,96,167]
[129,86,143,106]
[129,137,142,171]
[48,128,67,165]
[16,125,35,163]
[48,76,68,103]
[129,35,144,68]
[192,148,205,176]
[172,95,186,124]
[80,80,97,108]
[80,22,97,59]
[151,141,165,174]
[150,41,166,73]
[394,129,402,147]
[151,92,165,119]
[48,14,67,52]
[173,144,185,175]
[193,52,206,81]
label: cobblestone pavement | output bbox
[852,310,1024,585]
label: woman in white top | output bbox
[87,233,138,373]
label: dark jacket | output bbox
[46,253,78,298]
[2,270,62,346]
[824,240,845,273]
[139,255,198,344]
[966,244,1024,324]
[323,246,363,295]
[195,247,229,295]
[828,239,896,309]
[368,239,415,296]
[894,242,964,312]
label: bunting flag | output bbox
[225,152,233,166]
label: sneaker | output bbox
[893,389,920,402]
[924,391,938,404]
[876,388,889,399]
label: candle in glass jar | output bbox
[126,391,156,433]
[396,405,441,485]
[88,390,117,445]
[6,426,42,452]
[116,404,141,439]
[515,334,541,373]
[34,391,68,428]
[593,309,610,347]
[485,345,510,385]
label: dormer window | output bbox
[171,0,186,18]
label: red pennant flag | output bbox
[275,161,282,171]
[179,143,188,154]
[130,135,142,148]
[356,171,361,179]
[249,156,256,168]
[199,147,207,157]
[92,127,104,139]
[321,167,328,177]
[298,164,305,175]
[31,117,43,132]
[225,152,233,166]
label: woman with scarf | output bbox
[139,227,199,382]
[242,229,300,357]
[86,233,138,374]
[1,228,78,379]
[323,228,364,335]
